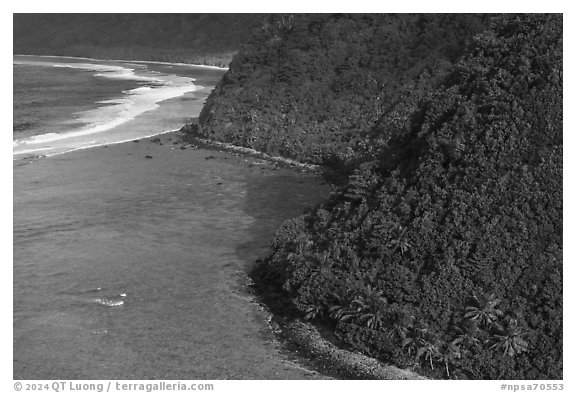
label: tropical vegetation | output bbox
[225,14,562,379]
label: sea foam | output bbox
[13,57,203,157]
[16,83,199,146]
[52,62,164,83]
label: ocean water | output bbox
[13,55,224,158]
[13,56,332,379]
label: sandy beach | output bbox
[13,132,331,379]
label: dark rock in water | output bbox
[180,146,187,150]
[150,137,161,143]
[133,140,140,143]
[145,155,153,159]
[217,182,223,185]
[205,156,216,160]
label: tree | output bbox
[464,293,504,327]
[489,318,529,357]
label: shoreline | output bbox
[13,126,425,380]
[13,53,422,377]
[13,53,229,70]
[181,135,320,173]
[12,54,420,375]
[272,319,426,380]
[178,129,427,380]
[13,131,331,379]
[13,55,218,161]
[41,128,183,159]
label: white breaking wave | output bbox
[94,298,124,307]
[14,57,167,83]
[15,83,200,147]
[52,62,164,83]
[14,57,203,155]
[14,53,228,70]
[12,146,55,157]
[42,128,180,158]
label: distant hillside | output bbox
[13,14,267,67]
[193,14,490,164]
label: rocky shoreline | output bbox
[176,127,425,380]
[273,318,426,380]
[180,124,321,173]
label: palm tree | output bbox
[385,310,414,343]
[358,309,385,330]
[464,293,504,327]
[489,318,529,357]
[304,303,324,321]
[329,304,357,323]
[330,286,388,330]
[386,323,409,343]
[402,336,424,357]
[437,342,462,377]
[353,286,388,330]
[388,226,413,256]
[402,323,429,356]
[328,287,358,323]
[416,340,440,370]
[451,319,481,350]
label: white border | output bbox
[4,6,573,392]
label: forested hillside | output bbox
[13,14,267,66]
[195,14,490,165]
[251,14,562,379]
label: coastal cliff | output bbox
[193,14,563,379]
